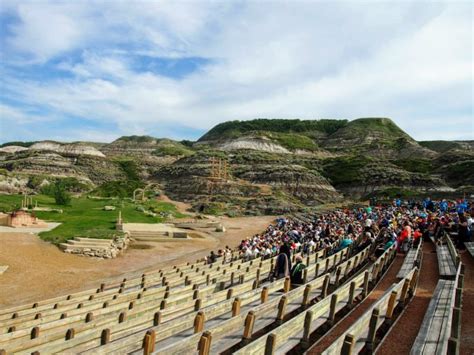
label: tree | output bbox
[53,182,71,205]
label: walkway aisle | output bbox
[460,252,474,355]
[307,253,405,354]
[376,242,438,354]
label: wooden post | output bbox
[265,333,277,355]
[153,311,162,326]
[232,298,241,316]
[301,311,314,347]
[85,312,94,323]
[302,284,312,307]
[226,288,233,300]
[455,288,462,308]
[261,287,269,303]
[325,258,330,272]
[65,328,75,340]
[284,277,291,293]
[243,311,256,339]
[31,326,40,339]
[321,275,330,298]
[194,311,205,333]
[198,331,212,355]
[101,328,111,345]
[239,274,245,284]
[143,329,156,355]
[314,263,320,278]
[400,279,410,305]
[276,296,288,323]
[119,311,126,323]
[348,282,356,309]
[451,307,462,340]
[341,334,355,355]
[160,300,167,310]
[366,308,380,350]
[448,338,459,355]
[194,289,200,300]
[386,291,398,321]
[328,294,338,324]
[362,271,369,298]
[303,269,308,284]
[335,268,342,286]
[195,299,202,311]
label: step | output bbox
[74,237,114,244]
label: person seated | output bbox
[290,255,306,285]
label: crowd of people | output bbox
[204,197,473,285]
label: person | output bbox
[290,256,306,285]
[271,245,291,280]
[457,213,468,250]
[207,251,217,264]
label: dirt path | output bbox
[376,242,439,354]
[460,252,474,355]
[307,253,405,354]
[0,215,275,308]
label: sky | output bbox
[0,0,472,143]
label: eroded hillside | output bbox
[1,118,472,215]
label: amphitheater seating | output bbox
[411,263,464,355]
[152,245,375,355]
[465,242,474,258]
[0,243,336,354]
[233,245,397,355]
[397,240,422,279]
[80,248,348,355]
[436,234,459,279]
[323,267,418,355]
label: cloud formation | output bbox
[0,1,472,142]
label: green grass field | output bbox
[0,194,187,244]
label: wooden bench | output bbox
[322,267,418,355]
[436,234,459,279]
[0,247,332,354]
[152,246,374,355]
[397,240,422,279]
[232,246,398,355]
[410,263,464,355]
[465,242,474,258]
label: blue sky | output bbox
[0,0,472,143]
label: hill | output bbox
[0,118,472,215]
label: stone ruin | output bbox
[60,234,131,259]
[0,210,47,228]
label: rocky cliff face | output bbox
[1,118,472,212]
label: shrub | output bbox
[53,182,72,205]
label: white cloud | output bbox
[0,1,472,142]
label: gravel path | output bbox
[460,251,474,355]
[307,252,405,354]
[376,242,438,354]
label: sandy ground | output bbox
[0,215,275,308]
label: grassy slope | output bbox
[198,118,348,141]
[0,194,186,244]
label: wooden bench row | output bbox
[151,245,377,355]
[0,247,338,353]
[233,245,398,355]
[411,263,464,355]
[437,233,459,279]
[323,267,418,354]
[397,240,423,279]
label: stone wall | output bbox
[61,234,131,259]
